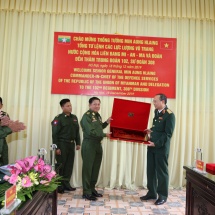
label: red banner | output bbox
[52,32,176,98]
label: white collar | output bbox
[158,107,165,113]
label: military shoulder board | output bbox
[166,109,172,114]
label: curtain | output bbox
[0,0,214,20]
[0,0,214,189]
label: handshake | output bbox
[0,115,26,132]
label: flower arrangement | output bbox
[3,156,60,202]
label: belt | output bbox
[58,139,74,143]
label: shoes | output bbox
[154,199,166,205]
[64,186,76,191]
[140,195,157,201]
[57,186,65,194]
[63,182,76,191]
[82,194,97,201]
[92,191,103,197]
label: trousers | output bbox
[81,140,102,195]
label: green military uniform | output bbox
[147,106,175,201]
[0,111,11,166]
[80,110,108,195]
[51,112,80,188]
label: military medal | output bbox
[92,116,97,122]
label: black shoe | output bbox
[82,194,97,201]
[154,199,166,205]
[92,191,103,197]
[63,181,76,191]
[57,186,65,194]
[140,195,157,201]
[64,186,76,191]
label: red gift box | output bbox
[110,98,151,143]
[206,163,215,175]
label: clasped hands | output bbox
[0,116,26,132]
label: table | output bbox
[183,166,215,215]
[0,188,57,215]
[16,189,57,215]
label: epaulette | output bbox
[86,112,90,115]
[55,114,60,118]
[0,111,9,117]
[166,109,172,114]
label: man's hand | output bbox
[106,117,113,124]
[76,145,81,150]
[147,141,155,147]
[8,120,26,132]
[56,149,61,155]
[144,129,152,134]
[106,132,112,138]
[1,116,26,132]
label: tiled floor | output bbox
[57,188,186,215]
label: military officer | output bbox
[52,98,80,193]
[81,97,112,201]
[140,93,175,205]
[0,97,11,166]
[0,97,25,165]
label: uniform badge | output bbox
[53,120,58,125]
[158,117,163,120]
[92,112,95,116]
